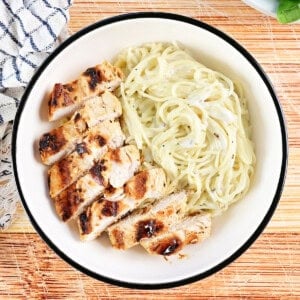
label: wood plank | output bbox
[0,233,299,298]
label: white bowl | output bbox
[243,0,278,17]
[12,12,287,289]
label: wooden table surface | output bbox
[1,0,299,298]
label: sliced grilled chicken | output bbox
[39,92,122,165]
[48,120,125,198]
[78,198,133,242]
[54,171,105,222]
[54,145,140,222]
[78,168,166,241]
[107,191,187,250]
[140,213,211,256]
[48,61,123,121]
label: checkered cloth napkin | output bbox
[0,0,72,230]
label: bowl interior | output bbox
[14,15,285,287]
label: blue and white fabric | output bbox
[0,0,72,229]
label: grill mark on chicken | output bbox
[101,201,119,217]
[63,89,73,106]
[79,210,92,234]
[75,142,88,155]
[62,195,81,222]
[56,184,83,222]
[110,148,121,163]
[125,171,148,199]
[110,228,124,249]
[104,184,116,198]
[50,83,75,108]
[39,130,66,155]
[83,67,102,90]
[151,235,183,256]
[73,112,88,133]
[90,161,106,186]
[56,158,71,187]
[97,135,106,147]
[74,112,81,122]
[136,219,164,241]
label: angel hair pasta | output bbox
[115,42,255,216]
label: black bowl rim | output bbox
[12,12,288,290]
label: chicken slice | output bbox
[100,145,140,188]
[78,199,133,242]
[48,120,125,198]
[140,213,211,256]
[78,168,166,241]
[39,92,122,165]
[54,145,140,222]
[48,61,123,121]
[107,191,187,250]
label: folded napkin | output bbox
[0,0,72,230]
